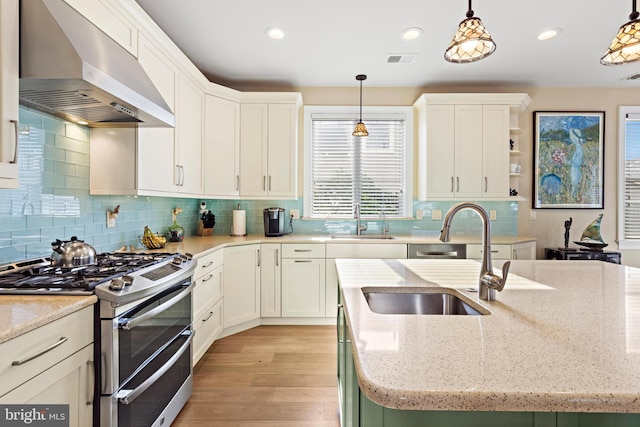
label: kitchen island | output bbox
[335,259,640,427]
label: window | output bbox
[619,106,640,248]
[304,107,413,219]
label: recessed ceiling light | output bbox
[265,27,285,40]
[538,28,562,41]
[401,27,423,40]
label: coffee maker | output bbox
[263,207,285,237]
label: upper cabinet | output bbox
[90,33,205,197]
[239,93,301,199]
[414,93,532,201]
[0,0,19,188]
[63,0,138,56]
[204,95,241,197]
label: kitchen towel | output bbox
[231,210,246,236]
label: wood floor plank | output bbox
[172,325,340,427]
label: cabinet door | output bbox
[426,105,455,198]
[512,241,536,260]
[223,244,261,328]
[0,0,19,187]
[193,298,223,365]
[267,103,297,198]
[454,105,484,198]
[204,95,240,197]
[240,103,269,197]
[281,258,326,317]
[0,345,94,427]
[176,74,204,194]
[260,244,281,317]
[136,34,177,193]
[483,105,510,198]
[63,0,138,56]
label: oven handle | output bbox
[117,330,193,405]
[119,282,193,330]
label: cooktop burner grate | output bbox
[0,252,178,291]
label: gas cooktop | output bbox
[0,252,183,295]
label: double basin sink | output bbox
[330,234,396,240]
[362,287,489,316]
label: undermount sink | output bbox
[330,234,396,240]
[362,287,489,315]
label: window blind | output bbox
[310,118,406,218]
[625,114,640,238]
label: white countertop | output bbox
[335,258,640,413]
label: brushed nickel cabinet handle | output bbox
[12,337,68,366]
[10,119,18,164]
[86,360,95,405]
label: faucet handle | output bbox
[496,261,510,292]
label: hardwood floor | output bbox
[173,325,340,427]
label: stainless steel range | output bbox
[0,251,196,427]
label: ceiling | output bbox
[135,0,640,90]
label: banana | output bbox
[142,226,164,249]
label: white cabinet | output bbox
[467,241,537,265]
[90,34,205,197]
[204,95,241,197]
[0,0,19,188]
[0,306,94,427]
[281,244,326,318]
[223,244,261,329]
[325,243,407,317]
[192,249,224,365]
[415,93,532,201]
[63,0,138,56]
[239,94,301,199]
[260,243,282,317]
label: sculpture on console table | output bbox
[563,217,572,249]
[574,214,607,251]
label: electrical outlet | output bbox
[490,210,497,221]
[415,209,423,220]
[106,211,116,228]
[431,210,442,220]
[530,210,537,221]
[290,209,300,220]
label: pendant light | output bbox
[352,74,369,137]
[601,0,640,65]
[444,0,496,63]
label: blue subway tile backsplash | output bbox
[0,106,518,264]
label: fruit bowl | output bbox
[138,232,168,249]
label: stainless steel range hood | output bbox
[19,0,175,128]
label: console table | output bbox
[544,247,621,264]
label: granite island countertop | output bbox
[335,258,640,413]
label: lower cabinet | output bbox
[260,243,282,317]
[467,241,536,266]
[281,244,326,317]
[0,306,94,427]
[223,244,261,329]
[192,249,224,365]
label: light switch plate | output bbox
[290,209,300,220]
[106,211,116,228]
[530,210,537,221]
[415,209,423,220]
[490,210,497,221]
[431,210,442,220]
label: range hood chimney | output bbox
[19,0,175,128]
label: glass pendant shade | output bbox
[445,16,496,63]
[601,3,640,65]
[352,121,369,137]
[352,74,368,137]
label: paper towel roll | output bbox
[231,210,246,236]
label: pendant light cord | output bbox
[359,79,363,122]
[466,0,474,18]
[632,0,639,20]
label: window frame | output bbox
[303,106,414,219]
[618,105,640,249]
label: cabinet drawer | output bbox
[0,306,93,397]
[195,249,223,279]
[326,243,407,259]
[282,244,326,259]
[193,299,223,365]
[193,264,223,320]
[466,244,512,260]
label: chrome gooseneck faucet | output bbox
[355,203,368,235]
[439,202,510,301]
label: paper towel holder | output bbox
[231,204,247,237]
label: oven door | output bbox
[101,330,193,427]
[101,279,193,394]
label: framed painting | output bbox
[533,111,605,209]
